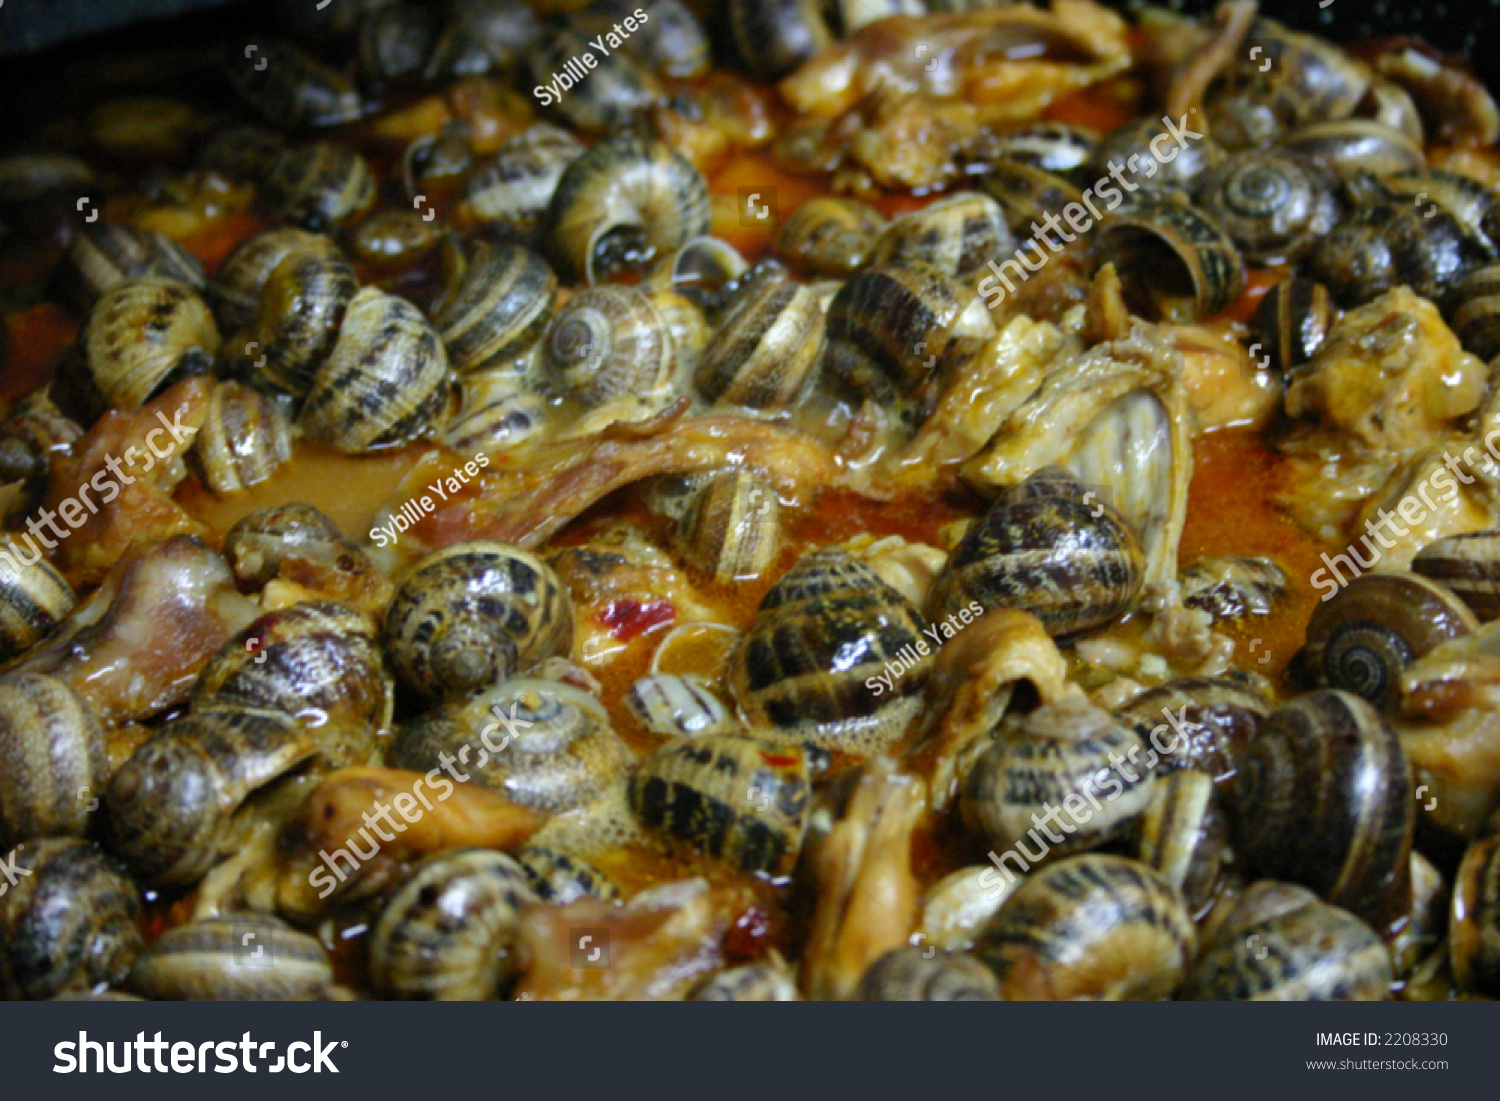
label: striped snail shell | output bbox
[1181,881,1392,1000]
[223,39,362,129]
[0,536,76,661]
[643,236,749,317]
[626,673,735,739]
[869,192,1015,279]
[693,957,800,1001]
[1280,120,1425,179]
[230,233,357,400]
[191,601,392,768]
[300,286,451,453]
[102,704,318,887]
[1134,769,1232,917]
[974,854,1196,1000]
[1228,690,1414,931]
[384,543,573,701]
[369,848,536,1000]
[222,503,360,589]
[1114,674,1271,783]
[209,227,337,334]
[515,842,620,905]
[0,838,142,1000]
[56,222,205,313]
[422,0,541,78]
[1413,532,1500,622]
[725,0,832,81]
[128,914,334,1000]
[959,696,1156,864]
[1089,117,1226,192]
[82,277,219,411]
[440,369,549,456]
[461,123,584,236]
[919,866,1017,953]
[928,466,1145,636]
[978,158,1085,237]
[1093,191,1245,321]
[190,381,292,495]
[543,283,674,407]
[1452,263,1500,361]
[693,272,824,410]
[628,733,810,876]
[0,673,107,850]
[356,2,436,88]
[1301,571,1478,710]
[390,678,632,813]
[1369,170,1500,252]
[264,142,378,232]
[823,260,992,402]
[857,948,1001,1001]
[1179,555,1288,621]
[195,124,286,183]
[775,197,887,277]
[728,548,931,755]
[1451,811,1500,995]
[677,469,782,582]
[1310,201,1487,310]
[0,391,83,490]
[525,24,656,133]
[576,0,709,78]
[993,121,1098,175]
[433,241,557,376]
[544,136,710,284]
[348,209,447,272]
[1193,150,1340,263]
[1250,277,1336,378]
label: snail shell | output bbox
[1228,689,1414,931]
[1090,117,1226,192]
[960,696,1156,864]
[57,223,205,313]
[1114,674,1272,783]
[974,854,1196,1000]
[1179,555,1288,621]
[191,601,392,768]
[102,704,318,887]
[693,274,824,410]
[928,466,1145,636]
[1413,532,1500,622]
[629,733,810,876]
[265,142,378,232]
[994,121,1098,175]
[1451,812,1500,995]
[299,286,451,452]
[384,543,573,701]
[0,153,93,206]
[433,241,557,376]
[348,209,446,272]
[726,0,832,81]
[626,673,736,739]
[441,370,549,456]
[677,469,781,582]
[1250,277,1336,378]
[693,958,800,1001]
[223,40,362,128]
[1134,769,1232,916]
[868,192,1015,280]
[918,866,1017,952]
[1302,571,1478,710]
[1193,150,1340,263]
[1371,170,1500,251]
[543,284,674,407]
[0,673,107,850]
[544,136,710,284]
[0,537,76,661]
[1451,263,1500,361]
[423,0,541,79]
[390,678,631,813]
[857,948,1001,1001]
[82,277,219,411]
[195,124,286,183]
[1310,201,1487,309]
[1280,119,1425,179]
[728,548,931,755]
[222,503,362,589]
[0,391,83,490]
[576,0,709,78]
[462,123,584,236]
[191,381,292,495]
[1181,881,1392,1000]
[356,2,436,88]
[525,25,656,132]
[1093,191,1245,321]
[127,914,333,1000]
[368,848,536,1000]
[515,842,620,904]
[775,198,887,277]
[0,838,142,1000]
[209,227,339,334]
[978,158,1085,239]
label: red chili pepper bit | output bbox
[722,903,776,963]
[758,751,799,769]
[596,598,676,641]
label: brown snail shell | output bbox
[190,381,293,495]
[440,370,549,456]
[628,733,810,876]
[264,142,378,232]
[0,536,76,662]
[82,277,219,411]
[974,853,1196,1000]
[1134,769,1233,917]
[300,286,450,452]
[1280,119,1425,179]
[775,197,887,277]
[544,136,710,284]
[728,547,931,756]
[676,469,781,582]
[868,192,1015,280]
[524,25,656,133]
[1193,150,1340,263]
[576,0,709,79]
[368,848,536,1000]
[1228,689,1414,931]
[1310,201,1488,309]
[542,283,674,408]
[1413,532,1500,622]
[0,838,142,1000]
[57,222,205,313]
[356,2,436,88]
[1114,674,1272,783]
[210,227,341,334]
[978,158,1085,239]
[994,121,1098,176]
[1250,277,1336,378]
[1089,117,1226,191]
[1181,881,1392,1000]
[1093,191,1245,321]
[0,391,84,490]
[194,124,286,184]
[223,39,362,129]
[348,209,447,272]
[857,947,1000,1001]
[222,503,364,590]
[433,241,557,376]
[1451,263,1500,362]
[625,673,736,739]
[0,672,107,850]
[461,123,584,236]
[918,866,1019,953]
[928,467,1144,636]
[726,0,832,81]
[1451,810,1500,995]
[693,957,800,1001]
[1179,555,1288,621]
[693,273,824,410]
[128,913,334,1000]
[102,703,319,887]
[515,842,620,905]
[1301,571,1478,710]
[422,0,541,80]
